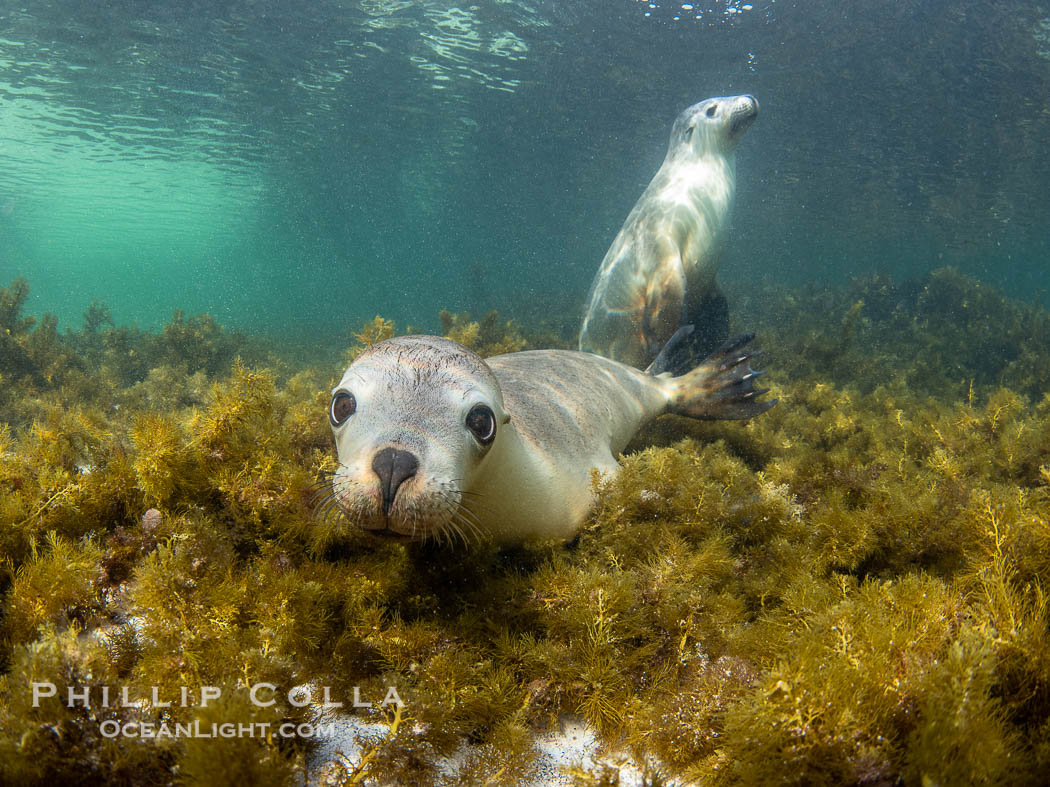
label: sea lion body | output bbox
[464,350,664,539]
[325,334,772,543]
[579,95,759,369]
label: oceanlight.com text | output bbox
[98,720,337,739]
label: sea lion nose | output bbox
[372,447,419,514]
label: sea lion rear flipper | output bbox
[666,333,777,420]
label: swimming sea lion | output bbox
[578,94,759,370]
[321,333,773,543]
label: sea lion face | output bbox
[326,336,508,543]
[670,94,758,155]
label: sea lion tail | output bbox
[665,333,777,420]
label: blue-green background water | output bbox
[2,0,1049,341]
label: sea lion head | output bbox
[669,94,759,156]
[325,335,508,544]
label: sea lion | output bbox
[320,333,773,544]
[579,94,759,371]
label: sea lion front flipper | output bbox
[645,324,696,376]
[644,283,733,377]
[648,286,731,377]
[641,240,688,362]
[579,247,652,365]
[686,285,730,360]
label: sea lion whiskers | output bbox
[447,501,485,547]
[312,492,356,531]
[418,479,482,548]
[432,483,485,547]
[325,472,374,529]
[312,492,340,522]
[445,478,492,539]
[404,495,420,542]
[444,508,481,547]
[309,473,345,522]
[306,470,339,504]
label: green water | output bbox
[1,0,1049,340]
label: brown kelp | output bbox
[2,270,1050,785]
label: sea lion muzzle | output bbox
[371,447,419,514]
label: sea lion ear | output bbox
[501,413,511,424]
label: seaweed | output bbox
[734,266,1050,403]
[0,277,37,380]
[155,310,246,377]
[438,309,528,357]
[0,279,262,432]
[2,271,1050,784]
[82,299,115,336]
[346,316,397,363]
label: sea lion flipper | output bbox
[645,324,695,376]
[666,333,777,420]
[644,286,732,377]
[581,244,683,368]
[641,242,687,359]
[687,286,730,360]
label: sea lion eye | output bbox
[466,404,496,444]
[329,391,356,426]
[705,104,718,118]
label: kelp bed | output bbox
[1,268,1049,785]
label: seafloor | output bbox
[1,268,1049,785]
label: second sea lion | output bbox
[579,94,759,370]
